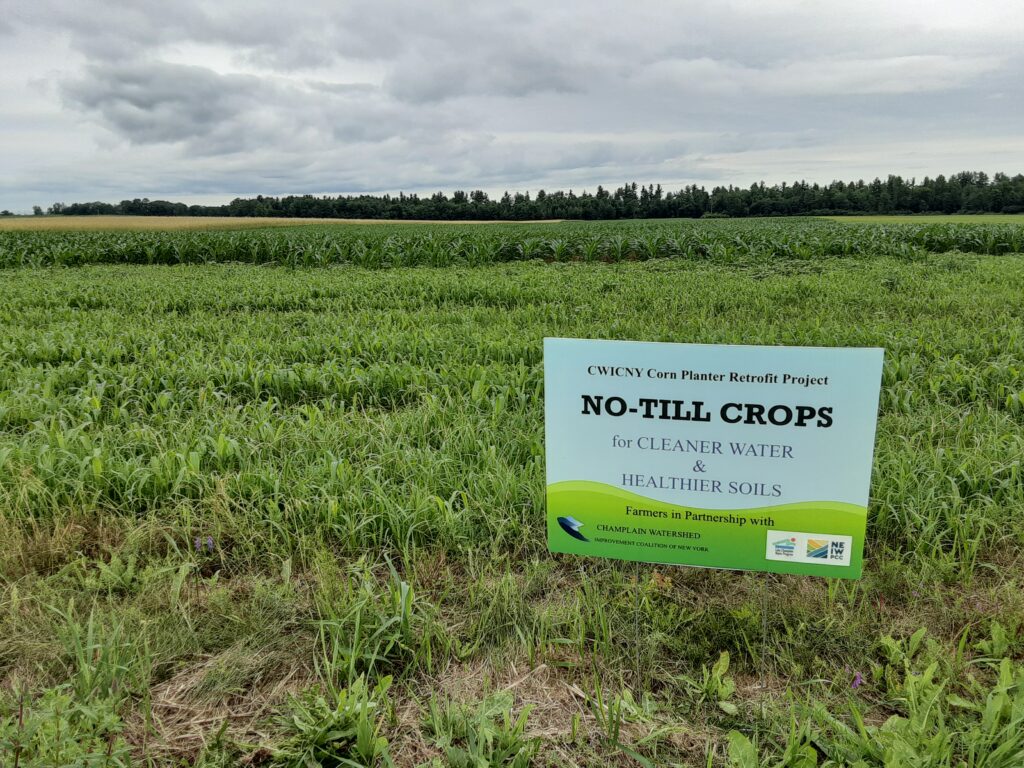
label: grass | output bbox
[1,225,1023,766]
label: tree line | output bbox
[43,171,1024,220]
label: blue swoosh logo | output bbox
[557,516,588,542]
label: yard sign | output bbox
[544,338,883,578]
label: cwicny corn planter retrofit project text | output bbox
[544,338,883,579]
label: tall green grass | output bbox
[1,251,1023,765]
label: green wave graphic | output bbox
[547,480,865,579]
[548,480,866,520]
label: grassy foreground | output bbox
[2,255,1024,766]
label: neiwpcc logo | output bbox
[806,538,830,559]
[766,530,852,566]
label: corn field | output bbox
[3,218,1024,269]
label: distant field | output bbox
[822,214,1024,224]
[0,215,543,232]
[4,217,1024,268]
[3,213,1023,232]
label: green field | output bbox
[822,214,1024,224]
[0,216,521,232]
[2,220,1024,766]
[4,218,1024,269]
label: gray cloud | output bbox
[1,0,1023,210]
[59,59,463,156]
[384,46,589,104]
[62,62,264,145]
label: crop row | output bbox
[2,218,1023,268]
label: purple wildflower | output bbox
[194,537,202,553]
[851,672,864,689]
[206,536,215,553]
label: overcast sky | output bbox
[2,0,1023,212]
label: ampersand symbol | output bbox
[692,460,706,473]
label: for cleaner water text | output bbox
[580,395,833,428]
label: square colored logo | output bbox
[806,539,830,558]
